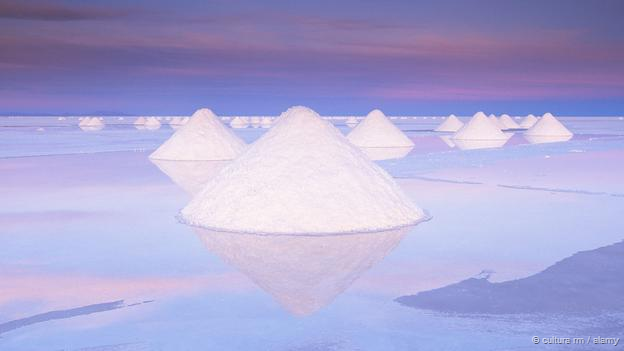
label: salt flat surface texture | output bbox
[525,113,573,137]
[434,114,464,132]
[453,112,508,140]
[181,106,425,234]
[150,108,246,161]
[347,109,414,147]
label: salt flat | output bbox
[0,116,623,350]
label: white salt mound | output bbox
[79,116,104,131]
[78,117,91,126]
[499,114,520,129]
[488,114,506,130]
[520,114,539,129]
[525,113,573,137]
[347,109,414,148]
[452,112,508,140]
[434,114,464,132]
[345,116,358,128]
[144,117,161,130]
[230,116,248,129]
[150,108,246,161]
[134,116,146,125]
[181,106,425,234]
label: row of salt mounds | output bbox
[144,117,161,130]
[434,114,463,132]
[181,106,425,234]
[524,113,573,140]
[520,114,539,129]
[488,114,506,130]
[347,109,414,148]
[345,116,358,128]
[499,114,520,129]
[230,116,248,129]
[150,108,246,161]
[453,112,508,140]
[79,117,105,130]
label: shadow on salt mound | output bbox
[150,159,230,195]
[359,146,414,161]
[180,106,427,234]
[524,134,573,144]
[194,225,411,316]
[150,108,246,161]
[347,109,413,148]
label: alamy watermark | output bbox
[533,336,619,346]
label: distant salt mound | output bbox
[169,117,183,130]
[134,117,146,130]
[230,116,248,129]
[260,116,273,128]
[57,117,66,121]
[520,114,539,129]
[434,114,463,132]
[79,116,104,131]
[488,114,505,130]
[499,114,520,129]
[144,117,161,130]
[345,116,358,128]
[150,108,245,161]
[181,106,425,234]
[452,112,508,141]
[525,113,573,137]
[347,109,414,148]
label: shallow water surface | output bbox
[1,117,623,350]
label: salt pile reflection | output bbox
[150,159,230,195]
[358,146,414,160]
[194,226,410,316]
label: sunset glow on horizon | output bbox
[1,0,623,115]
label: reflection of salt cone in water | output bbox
[438,135,456,148]
[453,134,512,150]
[359,146,413,161]
[524,134,572,144]
[150,160,229,195]
[194,227,410,316]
